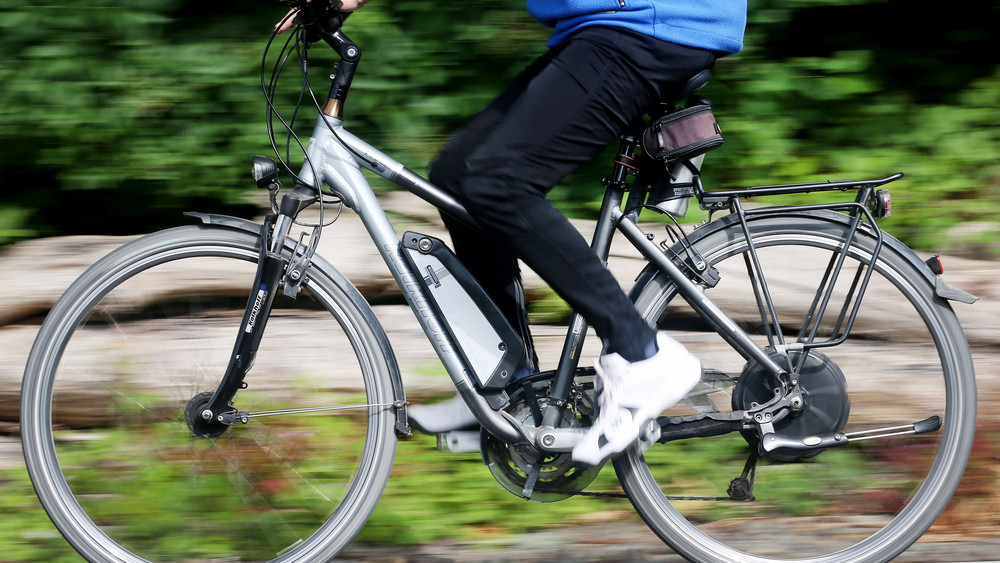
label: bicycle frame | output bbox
[204,23,908,451]
[236,108,799,447]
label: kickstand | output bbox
[727,450,758,501]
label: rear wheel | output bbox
[21,224,400,562]
[616,212,976,562]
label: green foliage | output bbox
[277,2,549,171]
[704,0,1000,255]
[1,0,998,255]
[6,423,994,559]
[0,2,267,242]
[0,464,81,562]
[358,433,633,546]
[0,1,544,244]
[0,420,630,560]
[526,286,573,325]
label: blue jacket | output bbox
[526,0,747,54]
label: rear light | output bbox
[868,188,892,219]
[926,255,943,275]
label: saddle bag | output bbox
[642,103,724,164]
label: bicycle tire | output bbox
[615,210,976,562]
[21,223,400,562]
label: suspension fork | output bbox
[199,185,318,424]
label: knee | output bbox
[429,152,501,212]
[431,145,527,214]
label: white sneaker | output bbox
[408,394,479,434]
[571,333,701,466]
[437,430,482,453]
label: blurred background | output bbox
[1,0,999,251]
[1,0,998,560]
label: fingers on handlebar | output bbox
[275,9,298,34]
[275,0,356,35]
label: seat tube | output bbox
[541,134,638,428]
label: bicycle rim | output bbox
[21,225,398,562]
[616,212,976,562]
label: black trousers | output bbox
[429,27,716,363]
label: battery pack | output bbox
[401,232,524,390]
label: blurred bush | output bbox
[0,0,546,243]
[710,0,1000,255]
[1,0,998,255]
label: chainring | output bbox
[733,349,850,462]
[481,369,602,502]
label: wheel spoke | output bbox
[21,226,398,562]
[617,212,975,562]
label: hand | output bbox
[275,0,372,34]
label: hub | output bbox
[184,391,230,439]
[733,349,850,462]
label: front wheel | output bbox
[21,224,400,562]
[616,211,976,562]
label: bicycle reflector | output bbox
[926,254,944,275]
[252,156,280,190]
[868,188,892,219]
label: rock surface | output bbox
[2,194,998,561]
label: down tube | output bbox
[312,120,521,442]
[613,210,786,377]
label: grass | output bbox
[1,413,637,561]
[3,417,999,561]
[358,433,634,546]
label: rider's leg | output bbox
[408,50,557,436]
[438,215,538,374]
[416,28,714,455]
[437,27,715,357]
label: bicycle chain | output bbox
[534,450,759,502]
[529,489,754,501]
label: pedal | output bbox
[436,430,481,454]
[637,419,662,454]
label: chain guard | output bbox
[482,370,602,502]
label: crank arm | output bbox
[535,426,587,453]
[534,419,665,454]
[761,415,941,453]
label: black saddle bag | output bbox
[642,104,723,164]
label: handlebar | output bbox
[288,0,347,42]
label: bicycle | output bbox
[21,2,978,562]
